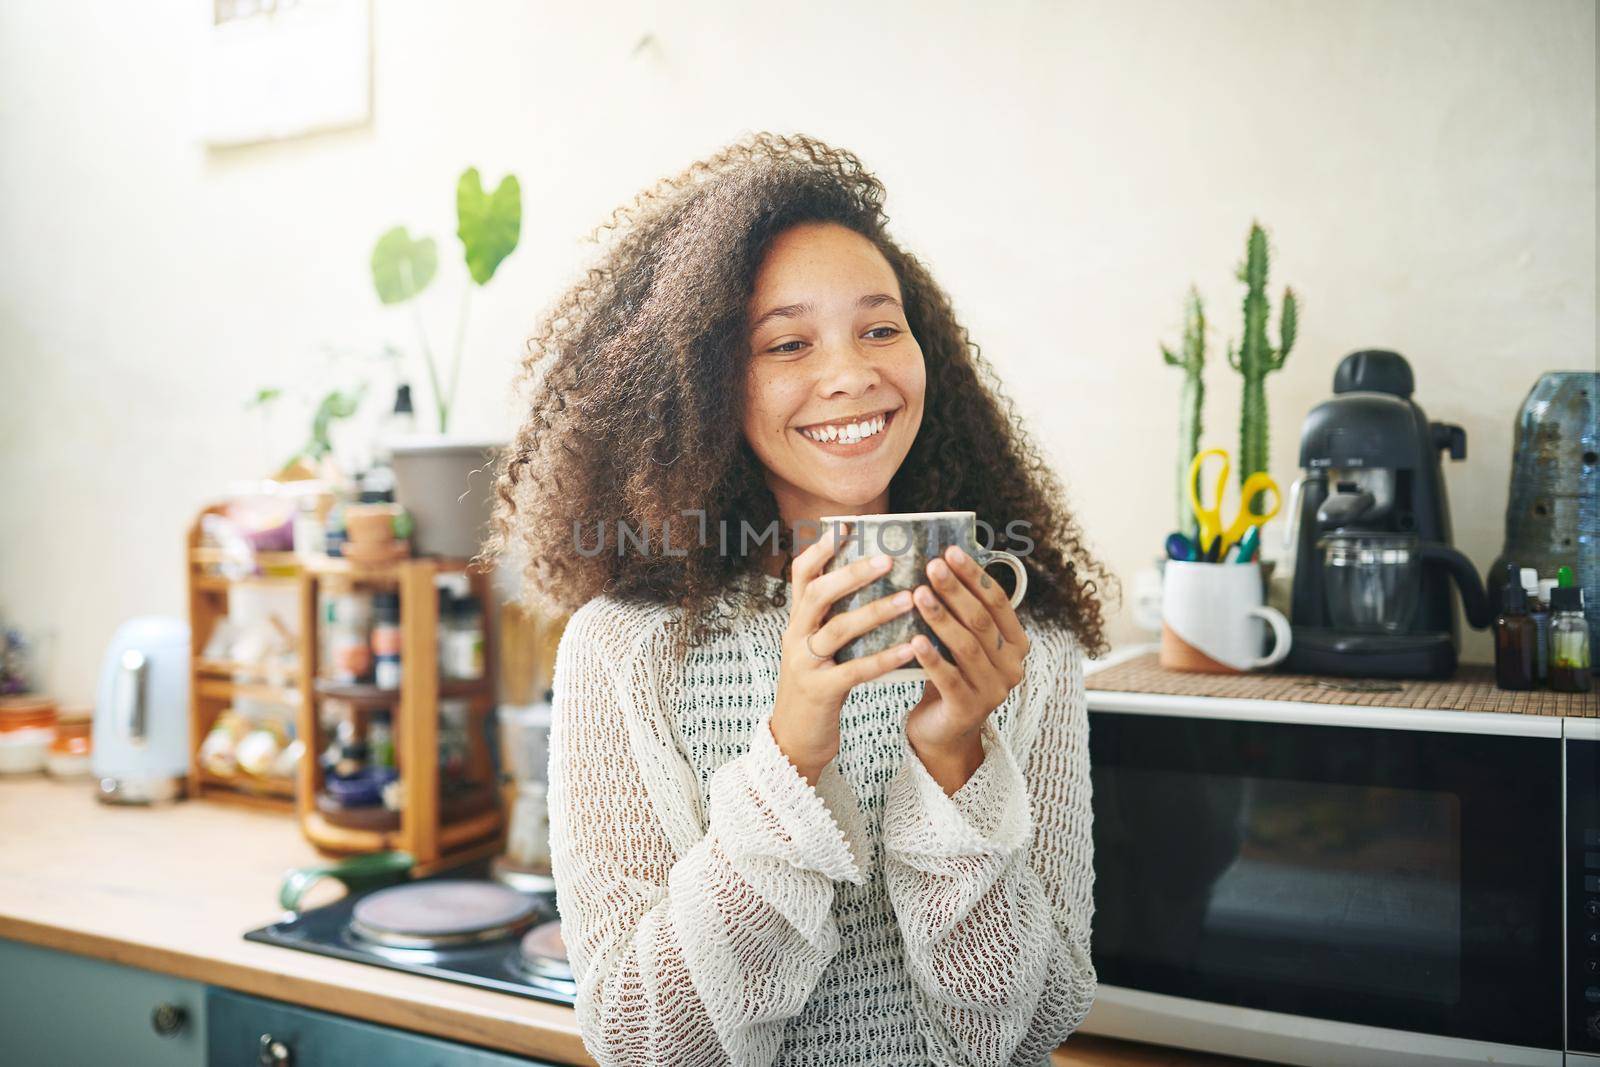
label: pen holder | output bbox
[1160,560,1292,673]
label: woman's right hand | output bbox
[770,521,917,785]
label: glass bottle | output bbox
[1549,587,1592,693]
[1493,562,1536,691]
[368,710,396,769]
[371,592,402,690]
[329,593,373,684]
[447,595,485,681]
[1521,567,1549,683]
[437,586,455,679]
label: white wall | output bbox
[1,0,1594,703]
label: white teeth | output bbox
[800,411,891,443]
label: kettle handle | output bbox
[1418,543,1492,629]
[116,649,149,746]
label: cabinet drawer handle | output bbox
[259,1032,294,1066]
[149,1003,187,1038]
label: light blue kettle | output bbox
[92,616,190,804]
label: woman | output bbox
[489,131,1113,1066]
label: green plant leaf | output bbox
[309,388,365,458]
[247,387,283,409]
[457,168,521,286]
[371,226,438,304]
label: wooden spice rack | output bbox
[185,504,310,812]
[299,555,504,875]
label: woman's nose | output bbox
[814,337,881,396]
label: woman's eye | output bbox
[764,326,897,354]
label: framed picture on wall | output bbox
[194,0,371,147]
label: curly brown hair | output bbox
[485,131,1116,658]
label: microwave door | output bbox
[1569,722,1600,1060]
[1085,706,1562,1063]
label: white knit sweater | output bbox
[547,572,1096,1066]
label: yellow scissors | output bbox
[1186,448,1282,559]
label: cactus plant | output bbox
[1160,287,1207,543]
[1226,221,1298,515]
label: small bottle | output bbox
[368,711,396,769]
[373,655,400,690]
[324,718,367,780]
[324,498,349,559]
[383,384,417,444]
[371,592,402,689]
[329,593,373,684]
[1521,568,1549,683]
[359,385,415,503]
[1549,587,1592,693]
[437,586,456,677]
[358,466,395,504]
[445,595,486,681]
[1494,562,1536,691]
[438,699,469,779]
[293,495,327,559]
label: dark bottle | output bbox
[1493,562,1536,691]
[1520,568,1550,682]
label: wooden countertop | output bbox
[0,776,1250,1066]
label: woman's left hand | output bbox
[905,544,1030,793]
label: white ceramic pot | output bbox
[1160,560,1292,673]
[389,436,504,560]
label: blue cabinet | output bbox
[0,937,206,1067]
[0,940,573,1066]
[207,987,568,1065]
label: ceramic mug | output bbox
[1160,560,1291,673]
[818,511,1028,683]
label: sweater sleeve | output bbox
[880,624,1097,1066]
[549,600,871,1067]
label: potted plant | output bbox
[1151,223,1301,612]
[372,166,521,559]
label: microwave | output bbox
[1079,684,1597,1066]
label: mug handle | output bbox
[1246,606,1292,669]
[973,547,1029,608]
[278,850,414,913]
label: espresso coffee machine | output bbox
[1285,350,1493,678]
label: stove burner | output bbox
[517,920,572,982]
[350,880,538,950]
[244,864,574,1007]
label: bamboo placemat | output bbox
[1086,651,1598,717]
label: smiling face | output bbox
[742,221,926,536]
